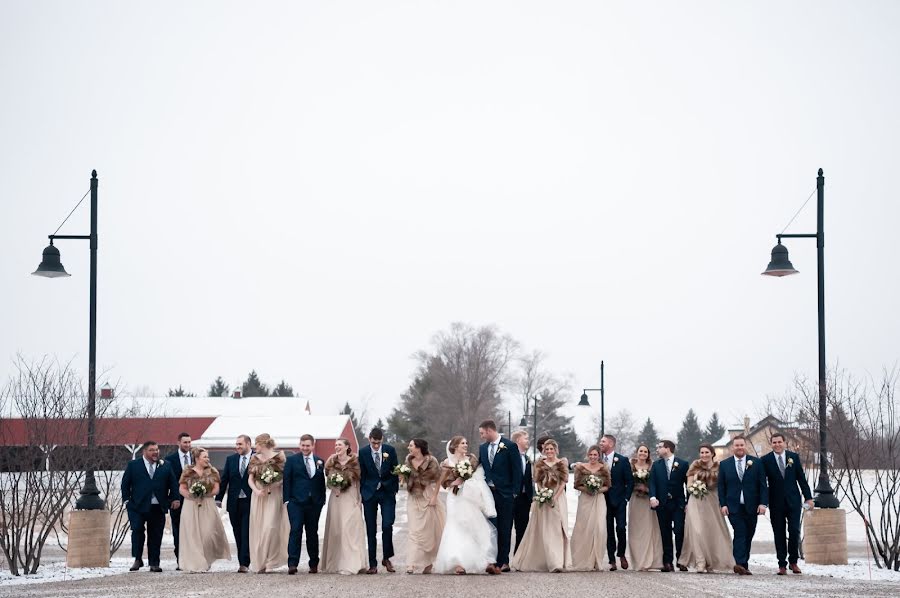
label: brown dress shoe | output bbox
[790,563,802,574]
[366,567,377,574]
[149,566,162,573]
[733,565,751,575]
[238,566,248,573]
[288,566,298,575]
[620,556,629,570]
[661,563,672,572]
[382,559,395,573]
[129,559,143,572]
[485,564,501,575]
[609,563,618,571]
[777,567,787,575]
[309,565,318,574]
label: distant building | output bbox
[712,415,815,466]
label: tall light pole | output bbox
[762,168,839,509]
[579,360,605,438]
[32,170,104,510]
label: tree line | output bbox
[166,370,296,398]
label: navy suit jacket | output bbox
[717,455,769,513]
[648,456,690,508]
[215,452,254,512]
[121,457,179,513]
[518,453,534,500]
[164,450,190,481]
[604,452,635,507]
[479,436,523,499]
[359,443,399,501]
[282,452,326,508]
[762,450,812,510]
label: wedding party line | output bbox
[121,420,814,577]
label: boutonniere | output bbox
[673,461,680,469]
[786,458,794,467]
[746,460,754,468]
[316,460,323,468]
[382,452,389,460]
[498,442,507,451]
[613,456,619,463]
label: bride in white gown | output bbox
[433,436,498,575]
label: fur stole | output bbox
[687,459,719,486]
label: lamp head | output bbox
[32,243,71,278]
[762,241,799,277]
[519,415,528,427]
[578,392,590,407]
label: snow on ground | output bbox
[0,557,250,586]
[748,554,897,581]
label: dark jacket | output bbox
[282,452,326,507]
[518,452,534,500]
[718,454,769,513]
[648,455,690,508]
[762,450,812,510]
[215,452,254,512]
[121,457,179,513]
[479,436,524,499]
[604,452,635,507]
[359,443,399,501]
[164,450,191,481]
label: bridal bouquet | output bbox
[688,480,709,500]
[392,463,412,485]
[585,474,604,495]
[259,466,282,486]
[633,467,650,496]
[189,481,208,506]
[533,487,555,507]
[327,472,350,490]
[454,460,474,481]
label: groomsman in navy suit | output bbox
[648,439,689,571]
[216,435,254,572]
[600,434,634,571]
[359,427,399,574]
[163,432,192,568]
[283,433,326,574]
[479,419,523,574]
[512,430,533,552]
[762,432,813,575]
[718,436,768,575]
[121,440,180,572]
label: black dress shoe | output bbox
[288,566,298,575]
[129,559,143,572]
[500,565,511,573]
[677,564,688,572]
[149,566,162,573]
[662,563,673,572]
[366,567,377,574]
[609,563,617,571]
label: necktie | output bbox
[489,443,497,466]
[240,455,247,477]
[306,456,314,478]
[778,453,786,477]
[147,461,156,478]
[183,453,189,467]
[737,458,745,481]
[374,449,382,469]
[666,458,672,479]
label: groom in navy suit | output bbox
[648,439,689,571]
[479,419,522,574]
[719,435,768,575]
[216,435,254,572]
[600,434,634,571]
[359,427,400,574]
[283,434,326,574]
[762,432,812,575]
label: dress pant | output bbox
[287,500,323,568]
[362,488,396,567]
[169,504,182,560]
[489,488,515,567]
[128,504,165,566]
[606,499,628,562]
[655,501,685,566]
[228,496,252,567]
[513,493,531,552]
[770,502,802,568]
[727,504,759,569]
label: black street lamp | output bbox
[762,167,839,509]
[32,170,104,510]
[578,360,605,438]
[519,395,538,460]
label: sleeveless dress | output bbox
[178,467,231,572]
[570,463,610,571]
[321,454,368,574]
[247,452,290,572]
[627,461,664,570]
[404,455,446,571]
[678,460,735,572]
[511,458,572,572]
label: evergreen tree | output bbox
[636,418,659,452]
[533,389,585,461]
[339,401,367,447]
[208,376,230,397]
[703,412,727,445]
[272,380,294,397]
[241,370,270,397]
[167,385,194,397]
[676,409,704,456]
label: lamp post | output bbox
[578,360,605,438]
[32,170,104,510]
[761,168,839,509]
[519,395,538,460]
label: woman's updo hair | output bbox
[586,444,602,458]
[699,443,715,456]
[335,437,352,455]
[542,439,559,453]
[411,438,429,456]
[448,435,466,455]
[536,435,552,452]
[255,433,276,449]
[190,447,207,463]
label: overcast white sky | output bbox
[2,1,898,442]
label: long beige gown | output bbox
[511,458,572,572]
[404,454,446,571]
[627,462,664,571]
[320,454,368,574]
[571,463,610,571]
[248,451,290,572]
[178,467,231,572]
[678,460,735,572]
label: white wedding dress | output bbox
[433,451,498,574]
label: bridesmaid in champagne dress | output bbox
[247,433,289,573]
[571,445,611,571]
[627,444,664,571]
[404,438,445,574]
[678,444,735,573]
[178,448,231,572]
[321,438,368,575]
[511,439,572,573]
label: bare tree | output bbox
[602,409,638,455]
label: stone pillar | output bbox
[803,508,848,565]
[66,510,111,568]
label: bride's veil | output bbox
[445,441,458,466]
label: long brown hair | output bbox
[448,436,466,455]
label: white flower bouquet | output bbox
[585,474,604,495]
[189,481,208,506]
[392,463,412,484]
[327,472,350,490]
[687,480,709,500]
[259,466,282,486]
[454,460,474,481]
[633,468,650,482]
[533,487,555,507]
